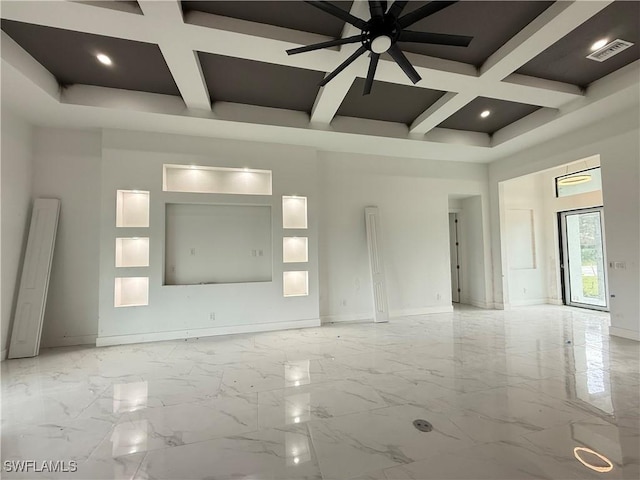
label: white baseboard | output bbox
[609,326,640,341]
[96,318,321,347]
[41,335,97,348]
[468,299,492,309]
[546,298,563,306]
[1,348,7,362]
[509,298,548,307]
[390,306,453,317]
[321,313,372,324]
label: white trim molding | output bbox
[321,314,372,324]
[41,335,98,348]
[390,306,454,317]
[96,318,321,347]
[609,326,640,342]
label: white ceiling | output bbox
[1,0,639,163]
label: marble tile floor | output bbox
[1,306,638,479]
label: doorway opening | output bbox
[449,213,460,303]
[447,194,486,307]
[559,207,608,311]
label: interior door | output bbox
[8,198,60,358]
[560,207,608,311]
[364,207,389,323]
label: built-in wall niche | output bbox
[114,277,149,307]
[283,237,308,263]
[115,237,150,268]
[165,203,272,285]
[282,196,307,229]
[283,271,309,297]
[163,164,272,195]
[116,190,150,227]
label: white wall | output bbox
[5,125,496,348]
[318,152,492,321]
[97,130,320,345]
[501,174,548,305]
[1,107,33,360]
[31,128,101,347]
[489,107,639,340]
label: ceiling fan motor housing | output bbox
[362,17,399,53]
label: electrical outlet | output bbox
[436,293,441,300]
[251,250,257,257]
[258,249,263,257]
[209,312,216,321]
[341,299,347,306]
[190,248,196,256]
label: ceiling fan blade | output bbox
[369,0,387,19]
[287,34,363,55]
[319,45,368,87]
[387,0,409,18]
[305,1,367,30]
[388,44,421,84]
[398,30,472,47]
[397,1,457,29]
[364,53,380,95]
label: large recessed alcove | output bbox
[164,203,272,285]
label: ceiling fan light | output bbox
[557,174,592,186]
[371,35,392,54]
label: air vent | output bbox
[587,39,634,62]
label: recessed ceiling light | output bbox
[591,39,608,51]
[96,53,112,66]
[480,110,491,118]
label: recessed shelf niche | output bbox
[116,190,150,227]
[115,237,149,268]
[282,196,307,229]
[114,277,149,307]
[283,237,308,263]
[283,271,309,297]
[163,164,272,195]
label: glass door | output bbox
[560,207,608,310]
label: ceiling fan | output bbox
[286,1,473,95]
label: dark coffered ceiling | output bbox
[337,79,445,125]
[396,1,553,66]
[517,1,640,88]
[438,97,541,134]
[1,19,179,95]
[198,52,325,112]
[1,1,638,140]
[182,1,354,37]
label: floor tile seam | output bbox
[71,383,114,422]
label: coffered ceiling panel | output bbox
[1,19,179,95]
[398,1,553,67]
[182,1,353,37]
[438,97,541,134]
[337,79,445,125]
[198,52,325,112]
[517,1,640,88]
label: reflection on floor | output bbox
[2,306,639,479]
